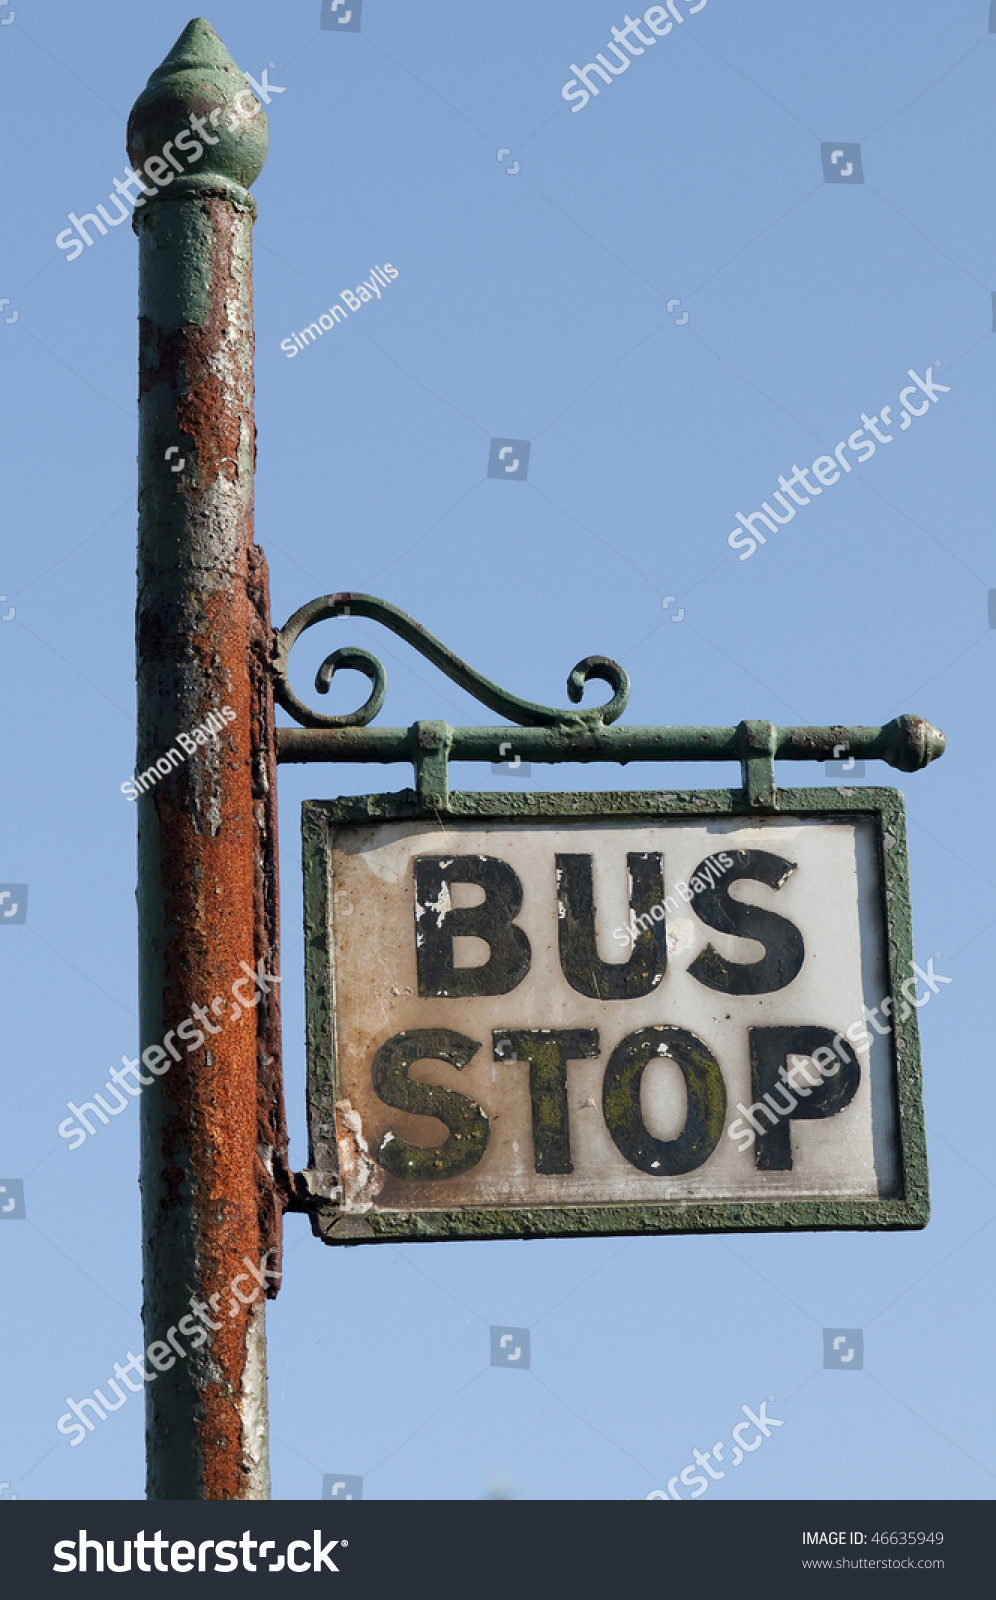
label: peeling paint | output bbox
[415,879,452,929]
[335,1099,386,1209]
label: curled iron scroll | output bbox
[271,593,630,730]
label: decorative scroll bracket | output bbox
[272,592,629,731]
[271,592,946,810]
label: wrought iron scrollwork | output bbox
[272,592,630,730]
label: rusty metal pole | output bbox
[128,19,289,1499]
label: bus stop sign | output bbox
[301,788,929,1243]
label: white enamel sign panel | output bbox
[308,809,917,1233]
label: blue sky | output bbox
[1,0,994,1501]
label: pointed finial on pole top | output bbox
[127,17,268,212]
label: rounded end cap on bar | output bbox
[890,714,946,771]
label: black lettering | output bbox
[688,849,804,995]
[414,855,531,997]
[602,1025,727,1176]
[493,1029,600,1174]
[370,1028,488,1180]
[747,1025,861,1170]
[556,853,667,999]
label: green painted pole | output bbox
[129,20,287,1499]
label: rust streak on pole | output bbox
[129,18,287,1499]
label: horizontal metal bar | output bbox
[276,714,943,773]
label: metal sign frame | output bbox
[301,785,928,1243]
[273,593,943,1245]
